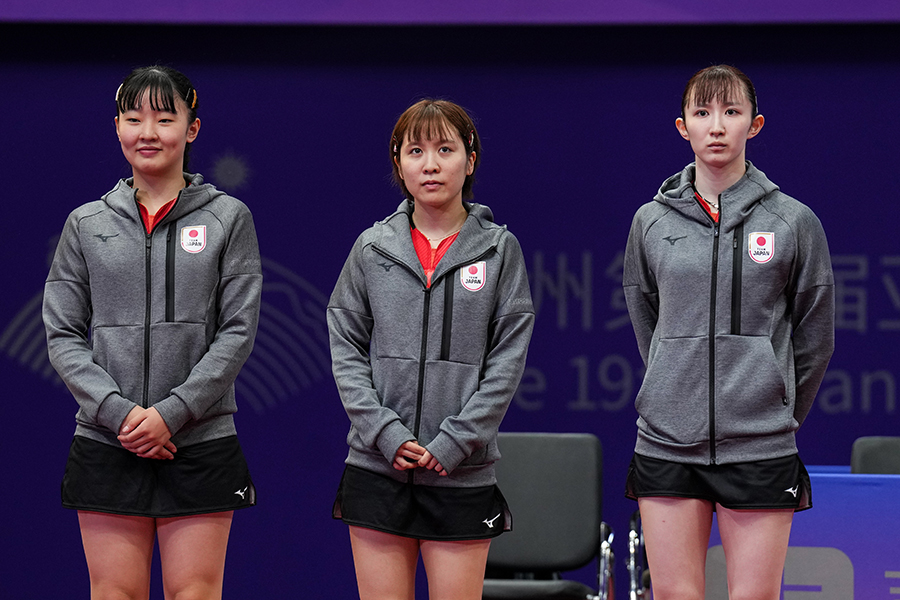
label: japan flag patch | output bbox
[748,232,774,264]
[181,226,207,253]
[460,261,486,292]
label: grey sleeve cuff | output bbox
[96,393,138,433]
[426,433,467,474]
[152,395,193,435]
[375,420,416,464]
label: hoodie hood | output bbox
[372,199,502,285]
[654,161,780,233]
[101,172,226,225]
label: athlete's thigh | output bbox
[348,525,420,600]
[638,497,714,600]
[716,506,793,600]
[78,510,156,600]
[419,538,491,600]
[156,511,234,600]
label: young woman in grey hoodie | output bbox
[44,66,261,600]
[328,99,534,600]
[623,66,834,600]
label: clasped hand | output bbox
[118,406,176,460]
[393,440,448,476]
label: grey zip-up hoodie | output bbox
[44,173,262,448]
[328,200,534,488]
[623,162,834,465]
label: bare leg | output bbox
[420,538,492,600]
[348,525,419,600]
[638,497,714,600]
[716,506,793,600]
[157,511,233,600]
[78,511,156,600]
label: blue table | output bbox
[706,466,900,599]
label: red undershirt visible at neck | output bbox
[138,198,177,234]
[411,227,460,288]
[693,190,719,223]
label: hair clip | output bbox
[467,130,475,148]
[115,83,123,103]
[188,88,197,109]
[392,136,399,155]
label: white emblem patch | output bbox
[460,261,486,292]
[748,232,774,264]
[181,226,207,253]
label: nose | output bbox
[139,120,158,140]
[423,150,440,173]
[710,112,725,134]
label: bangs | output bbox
[116,70,181,114]
[404,107,456,143]
[688,76,744,109]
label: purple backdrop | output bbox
[3,0,900,24]
[2,21,899,599]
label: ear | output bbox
[114,116,121,140]
[394,155,403,180]
[186,118,201,143]
[466,151,476,176]
[675,117,689,140]
[747,114,765,139]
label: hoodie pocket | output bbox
[418,360,480,446]
[372,356,419,427]
[714,334,791,438]
[635,336,709,445]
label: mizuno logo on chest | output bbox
[663,235,687,245]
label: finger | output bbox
[119,413,147,435]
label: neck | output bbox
[132,171,187,215]
[411,200,467,245]
[693,156,747,202]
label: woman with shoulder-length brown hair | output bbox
[328,98,535,600]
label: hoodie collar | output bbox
[103,172,220,226]
[375,199,503,283]
[654,161,779,232]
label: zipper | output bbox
[142,231,153,408]
[707,198,721,464]
[409,286,432,484]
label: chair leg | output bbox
[628,510,651,600]
[598,521,615,600]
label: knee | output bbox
[165,583,222,600]
[90,583,148,600]
[649,581,705,600]
[726,586,781,600]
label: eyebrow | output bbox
[406,137,458,145]
[692,99,741,108]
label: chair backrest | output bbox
[487,432,602,573]
[851,436,900,474]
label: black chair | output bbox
[482,432,613,600]
[850,436,900,474]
